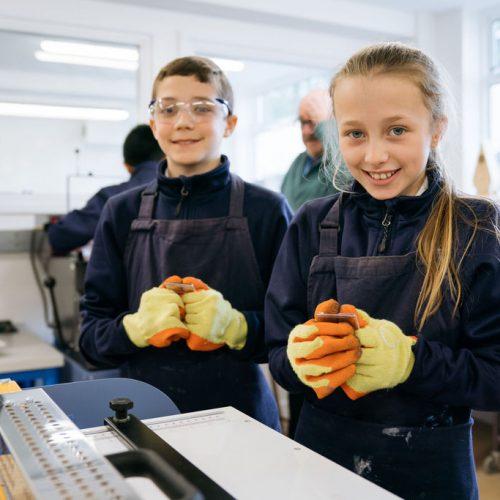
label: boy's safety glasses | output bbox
[149,98,231,123]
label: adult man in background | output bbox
[281,88,339,211]
[47,124,163,254]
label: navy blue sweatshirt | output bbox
[266,177,500,417]
[79,157,292,367]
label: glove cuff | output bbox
[224,310,247,350]
[400,336,417,384]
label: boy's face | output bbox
[150,75,237,177]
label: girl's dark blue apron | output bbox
[121,174,280,430]
[295,195,478,499]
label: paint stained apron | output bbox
[295,196,478,499]
[122,174,280,430]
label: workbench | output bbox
[0,329,64,386]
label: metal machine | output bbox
[30,228,118,382]
[0,387,399,500]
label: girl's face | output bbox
[334,74,445,200]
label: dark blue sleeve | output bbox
[79,196,141,367]
[236,193,293,362]
[265,203,322,392]
[47,190,107,253]
[403,225,500,411]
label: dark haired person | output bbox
[47,124,163,253]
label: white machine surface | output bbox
[85,406,400,500]
[0,388,399,499]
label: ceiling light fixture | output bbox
[0,102,129,121]
[211,57,245,72]
[36,39,139,71]
[35,50,138,71]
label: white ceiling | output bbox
[1,0,498,109]
[100,0,500,14]
[349,0,500,12]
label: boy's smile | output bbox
[150,75,237,178]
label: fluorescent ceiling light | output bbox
[211,57,245,72]
[36,39,139,71]
[0,102,129,121]
[35,50,138,71]
[40,40,138,61]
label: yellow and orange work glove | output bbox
[122,285,190,348]
[341,309,417,400]
[287,299,364,399]
[180,277,248,351]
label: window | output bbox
[198,54,330,191]
[254,74,330,190]
[0,31,139,214]
[486,17,500,197]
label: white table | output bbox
[0,329,63,385]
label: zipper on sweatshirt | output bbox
[378,209,393,254]
[175,186,189,216]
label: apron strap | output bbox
[137,180,158,220]
[318,194,343,256]
[228,174,244,217]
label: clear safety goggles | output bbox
[149,98,231,123]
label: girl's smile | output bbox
[334,74,445,199]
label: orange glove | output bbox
[160,276,225,352]
[287,300,363,399]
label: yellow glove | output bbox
[342,311,417,400]
[182,278,247,351]
[123,287,189,348]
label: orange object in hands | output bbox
[314,299,367,330]
[159,275,223,352]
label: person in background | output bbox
[47,124,163,254]
[281,88,343,437]
[79,56,292,430]
[281,88,340,211]
[266,42,500,499]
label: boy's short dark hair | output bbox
[123,124,164,167]
[151,56,234,113]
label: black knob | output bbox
[109,398,133,422]
[44,276,56,288]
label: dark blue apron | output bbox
[295,195,478,499]
[121,174,280,430]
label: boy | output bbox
[79,56,292,429]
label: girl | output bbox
[265,42,500,499]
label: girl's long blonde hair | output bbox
[328,42,499,331]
